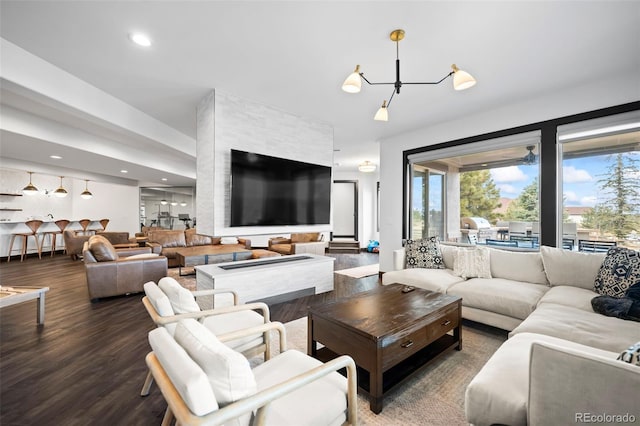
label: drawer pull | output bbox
[401,340,414,348]
[442,320,451,326]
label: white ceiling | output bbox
[0,1,638,186]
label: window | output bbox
[558,111,640,251]
[407,132,541,248]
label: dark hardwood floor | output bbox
[0,251,380,425]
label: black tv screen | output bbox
[230,150,331,226]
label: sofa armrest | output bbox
[528,341,640,426]
[146,242,163,254]
[268,237,291,249]
[238,238,251,249]
[393,248,406,271]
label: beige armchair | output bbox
[268,232,326,255]
[140,278,271,396]
[82,235,167,301]
[146,319,358,426]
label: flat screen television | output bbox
[230,149,331,226]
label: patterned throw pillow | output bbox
[594,247,640,298]
[405,237,445,269]
[617,341,640,366]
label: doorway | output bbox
[332,180,358,241]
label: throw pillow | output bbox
[404,237,445,269]
[174,319,257,406]
[87,235,118,262]
[220,237,239,245]
[617,341,640,366]
[453,247,492,279]
[593,247,640,298]
[158,277,200,314]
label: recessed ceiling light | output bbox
[161,178,167,181]
[129,32,152,47]
[120,170,128,173]
[50,155,62,159]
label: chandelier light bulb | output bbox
[374,100,388,121]
[451,64,476,91]
[341,65,362,93]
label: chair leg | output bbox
[31,234,42,259]
[161,407,174,426]
[140,370,154,396]
[7,234,17,262]
[21,235,27,262]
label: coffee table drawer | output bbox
[381,306,459,368]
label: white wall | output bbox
[378,72,640,272]
[0,168,139,257]
[333,170,380,248]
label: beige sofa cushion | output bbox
[382,268,465,293]
[465,332,617,426]
[448,278,549,320]
[536,285,598,312]
[540,246,606,289]
[489,248,548,285]
[509,303,640,352]
[87,235,118,262]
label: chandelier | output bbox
[341,29,477,121]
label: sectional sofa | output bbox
[383,242,640,425]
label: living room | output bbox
[1,1,639,425]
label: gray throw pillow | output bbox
[405,237,445,269]
[594,247,640,298]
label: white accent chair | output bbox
[508,221,529,239]
[146,319,358,426]
[140,278,271,397]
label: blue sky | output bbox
[413,152,639,211]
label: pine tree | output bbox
[593,153,640,239]
[459,170,502,222]
[505,177,539,221]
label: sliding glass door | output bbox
[410,165,445,240]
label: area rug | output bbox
[334,263,380,278]
[275,317,506,426]
[167,267,196,291]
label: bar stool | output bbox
[7,220,44,262]
[40,219,71,257]
[99,218,110,231]
[78,218,93,236]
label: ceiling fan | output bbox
[522,145,538,165]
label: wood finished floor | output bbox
[0,251,381,425]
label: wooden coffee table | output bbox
[308,283,462,413]
[175,245,253,276]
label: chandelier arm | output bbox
[401,71,455,86]
[386,88,397,108]
[359,73,396,86]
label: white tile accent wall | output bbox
[196,90,333,238]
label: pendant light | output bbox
[54,176,68,198]
[22,172,39,195]
[80,180,93,199]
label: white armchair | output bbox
[140,278,271,396]
[146,319,358,425]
